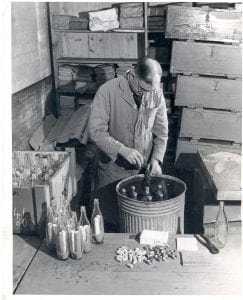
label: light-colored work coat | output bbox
[88,76,168,190]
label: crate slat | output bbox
[170,41,242,77]
[166,6,242,43]
[175,75,242,111]
[180,108,242,142]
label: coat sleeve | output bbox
[88,85,124,162]
[151,92,168,163]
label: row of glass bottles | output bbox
[12,152,66,187]
[121,184,164,202]
[46,198,104,260]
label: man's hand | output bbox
[147,158,162,175]
[119,146,144,168]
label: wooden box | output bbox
[166,6,242,43]
[175,75,242,111]
[176,138,241,160]
[180,108,242,143]
[170,41,242,77]
[192,167,241,233]
[175,138,241,170]
[12,151,72,235]
[52,15,72,29]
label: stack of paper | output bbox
[59,95,75,116]
[95,64,116,87]
[139,230,169,246]
[176,237,199,251]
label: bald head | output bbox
[135,58,162,87]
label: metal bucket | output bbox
[116,174,187,234]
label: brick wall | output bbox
[12,76,54,150]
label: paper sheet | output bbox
[176,237,198,251]
[140,230,169,245]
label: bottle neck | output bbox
[80,206,90,225]
[93,199,101,215]
[219,201,224,211]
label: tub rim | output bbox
[116,174,187,204]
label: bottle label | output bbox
[94,215,101,235]
[80,225,90,242]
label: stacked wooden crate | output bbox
[165,4,242,169]
[166,4,242,232]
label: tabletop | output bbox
[14,233,242,295]
[198,150,241,201]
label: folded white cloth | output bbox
[89,8,119,31]
[140,230,169,245]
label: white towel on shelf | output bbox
[89,8,119,31]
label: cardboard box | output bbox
[12,151,72,235]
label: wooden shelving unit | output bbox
[48,2,173,117]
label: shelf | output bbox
[148,30,165,33]
[56,57,138,64]
[54,29,145,33]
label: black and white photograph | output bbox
[1,0,242,297]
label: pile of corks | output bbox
[115,244,177,269]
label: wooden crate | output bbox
[60,32,144,59]
[12,151,72,235]
[170,41,242,77]
[192,168,241,234]
[176,138,241,159]
[175,138,241,170]
[175,75,242,111]
[166,6,242,43]
[180,108,242,142]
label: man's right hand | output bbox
[119,146,144,168]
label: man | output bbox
[88,58,168,230]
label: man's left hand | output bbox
[147,158,162,176]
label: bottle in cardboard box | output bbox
[91,198,104,244]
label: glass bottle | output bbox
[69,228,83,260]
[131,191,138,200]
[91,198,104,244]
[154,185,164,201]
[121,188,127,196]
[71,211,78,228]
[160,180,168,200]
[46,207,57,252]
[142,186,152,201]
[56,223,70,260]
[23,153,31,176]
[214,202,228,249]
[130,186,138,199]
[78,206,92,253]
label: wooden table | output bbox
[14,233,241,295]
